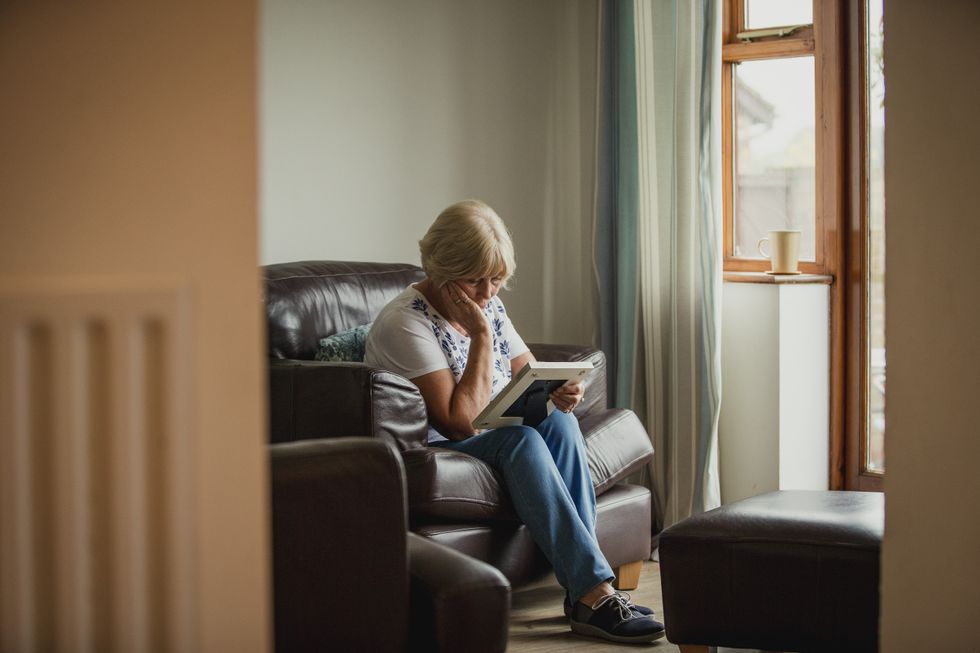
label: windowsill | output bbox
[724,271,833,285]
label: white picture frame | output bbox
[471,361,594,430]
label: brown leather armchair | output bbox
[265,260,655,591]
[271,436,511,652]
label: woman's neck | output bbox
[415,278,440,310]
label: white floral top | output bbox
[364,285,530,442]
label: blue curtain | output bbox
[593,0,722,531]
[594,0,639,410]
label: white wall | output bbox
[720,283,780,502]
[880,1,980,649]
[719,281,829,504]
[777,285,830,491]
[260,0,599,345]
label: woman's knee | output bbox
[539,410,585,444]
[495,425,550,457]
[550,408,581,429]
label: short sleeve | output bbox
[503,313,529,360]
[365,314,449,380]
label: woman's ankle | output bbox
[578,582,615,607]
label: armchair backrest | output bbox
[264,260,426,360]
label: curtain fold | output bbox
[593,0,722,533]
[593,0,640,408]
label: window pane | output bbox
[733,57,815,261]
[745,0,812,29]
[866,0,886,473]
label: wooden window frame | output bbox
[723,1,861,491]
[722,1,842,276]
[843,0,884,492]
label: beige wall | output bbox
[0,3,269,651]
[260,0,599,345]
[881,1,980,650]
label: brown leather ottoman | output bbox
[659,490,883,653]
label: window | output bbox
[733,58,816,260]
[845,0,886,490]
[723,0,885,491]
[865,0,885,475]
[722,0,839,274]
[744,0,812,29]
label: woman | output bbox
[364,200,665,644]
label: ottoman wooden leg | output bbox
[612,560,643,590]
[678,646,710,653]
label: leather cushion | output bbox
[403,447,517,522]
[660,489,883,549]
[404,408,654,523]
[265,260,425,360]
[415,484,652,587]
[593,483,652,568]
[580,409,654,495]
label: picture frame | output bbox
[471,361,594,430]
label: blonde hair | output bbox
[419,200,516,288]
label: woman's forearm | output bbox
[445,329,494,438]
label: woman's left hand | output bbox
[551,380,584,414]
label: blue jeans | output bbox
[432,410,614,602]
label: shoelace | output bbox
[589,592,635,624]
[616,590,635,606]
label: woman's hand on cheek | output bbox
[442,282,489,336]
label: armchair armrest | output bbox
[269,359,429,450]
[270,438,409,652]
[528,343,608,417]
[407,533,511,653]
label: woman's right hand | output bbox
[441,281,490,338]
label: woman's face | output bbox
[454,274,504,309]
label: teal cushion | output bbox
[315,322,373,362]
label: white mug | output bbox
[758,230,801,274]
